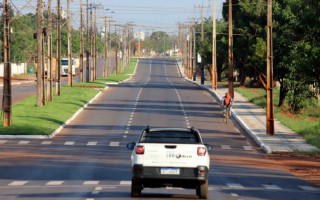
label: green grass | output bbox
[96,58,137,83]
[73,82,106,88]
[235,87,320,149]
[0,85,100,135]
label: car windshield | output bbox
[140,131,200,144]
[61,60,68,65]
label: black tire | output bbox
[131,180,141,197]
[198,180,208,199]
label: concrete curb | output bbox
[175,60,273,153]
[0,87,107,139]
[119,59,139,83]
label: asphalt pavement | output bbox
[0,58,318,200]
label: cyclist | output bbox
[221,92,233,117]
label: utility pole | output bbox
[104,16,108,77]
[86,0,90,82]
[188,24,192,79]
[266,0,274,135]
[94,7,97,80]
[90,3,94,81]
[67,0,72,87]
[228,0,234,99]
[55,0,61,95]
[118,26,121,73]
[193,22,196,81]
[79,0,84,82]
[212,0,217,90]
[3,0,11,126]
[115,25,118,75]
[195,5,209,85]
[108,20,112,76]
[37,0,43,107]
[47,0,53,101]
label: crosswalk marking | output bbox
[0,140,7,144]
[299,186,319,191]
[18,141,30,145]
[64,141,75,145]
[110,142,120,147]
[87,142,97,146]
[83,181,99,185]
[41,141,52,145]
[231,193,239,197]
[45,181,64,186]
[226,183,244,188]
[120,181,131,185]
[9,181,28,186]
[262,184,281,190]
[243,146,253,151]
[221,145,231,150]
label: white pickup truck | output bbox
[61,58,75,76]
[127,127,211,199]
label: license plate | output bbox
[160,168,180,175]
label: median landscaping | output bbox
[0,58,138,136]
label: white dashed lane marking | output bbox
[226,183,244,188]
[83,181,99,185]
[87,142,97,146]
[299,186,320,191]
[221,145,231,150]
[91,191,100,195]
[231,193,239,197]
[243,146,253,151]
[41,141,52,145]
[124,131,129,134]
[95,187,102,191]
[9,181,29,186]
[123,135,127,138]
[64,141,75,145]
[120,181,131,185]
[0,140,7,144]
[109,142,120,147]
[45,181,64,186]
[262,184,281,190]
[18,141,30,145]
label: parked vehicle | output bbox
[127,127,212,199]
[61,58,75,76]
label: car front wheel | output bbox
[131,179,142,197]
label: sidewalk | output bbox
[176,61,319,153]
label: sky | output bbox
[10,0,225,33]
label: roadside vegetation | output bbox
[234,86,320,149]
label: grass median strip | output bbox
[96,58,137,83]
[0,85,102,135]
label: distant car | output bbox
[127,127,211,199]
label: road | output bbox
[0,58,116,106]
[0,58,318,200]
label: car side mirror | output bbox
[127,142,136,150]
[205,144,212,151]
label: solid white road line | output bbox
[9,181,28,186]
[262,184,281,190]
[83,181,99,185]
[45,181,64,186]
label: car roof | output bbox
[146,127,198,133]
